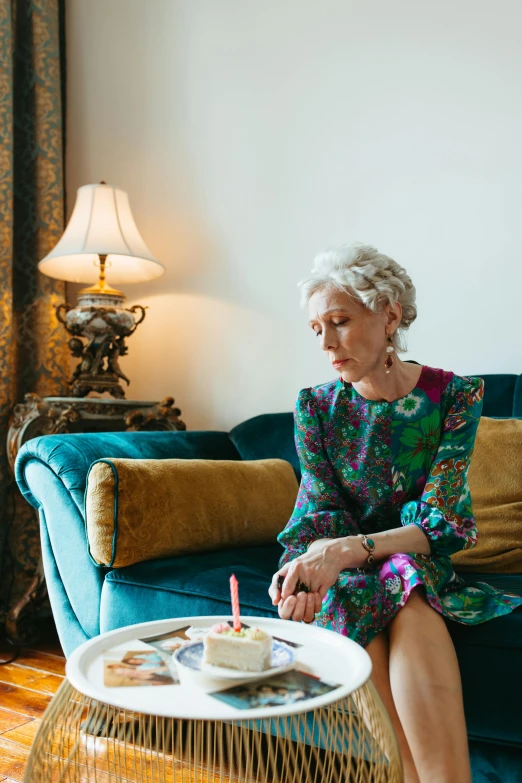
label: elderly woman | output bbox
[269,244,522,783]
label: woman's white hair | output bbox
[298,243,417,355]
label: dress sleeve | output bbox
[277,387,359,567]
[400,374,485,558]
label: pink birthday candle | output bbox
[230,574,241,632]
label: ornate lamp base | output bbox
[57,288,147,399]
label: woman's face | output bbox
[308,286,399,381]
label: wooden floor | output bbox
[0,623,65,783]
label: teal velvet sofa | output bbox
[15,368,522,782]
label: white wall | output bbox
[66,0,522,430]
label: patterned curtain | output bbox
[0,0,68,622]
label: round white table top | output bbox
[66,615,372,721]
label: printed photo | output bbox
[103,649,175,687]
[139,625,192,655]
[210,669,340,710]
[271,634,303,649]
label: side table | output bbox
[5,394,186,645]
[25,614,403,782]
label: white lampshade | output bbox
[38,183,165,284]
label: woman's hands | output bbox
[268,536,367,622]
[273,583,322,623]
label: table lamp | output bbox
[39,182,164,398]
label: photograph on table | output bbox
[210,668,340,710]
[103,649,175,687]
[140,625,193,654]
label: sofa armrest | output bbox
[14,430,241,651]
[15,430,241,513]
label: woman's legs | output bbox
[366,630,420,783]
[387,587,471,783]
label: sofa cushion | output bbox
[457,636,522,746]
[102,560,522,650]
[452,417,522,573]
[16,430,241,514]
[86,458,298,567]
[100,543,281,631]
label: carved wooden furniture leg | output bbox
[5,550,47,646]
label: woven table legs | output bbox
[24,679,403,782]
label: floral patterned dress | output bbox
[277,364,522,648]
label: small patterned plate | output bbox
[175,640,296,680]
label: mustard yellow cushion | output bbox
[451,416,522,573]
[85,458,298,567]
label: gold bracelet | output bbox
[359,534,376,567]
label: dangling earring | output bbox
[385,333,394,374]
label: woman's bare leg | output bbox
[366,630,420,782]
[388,588,471,783]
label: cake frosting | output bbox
[203,624,273,672]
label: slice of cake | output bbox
[203,623,273,672]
